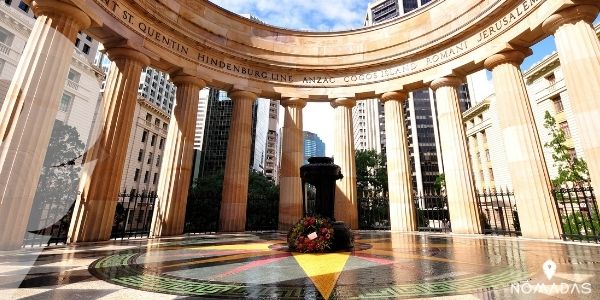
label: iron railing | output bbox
[358,191,390,230]
[246,194,279,231]
[184,191,278,233]
[553,183,600,243]
[415,191,451,232]
[23,203,73,247]
[184,191,221,234]
[110,191,157,240]
[476,188,521,237]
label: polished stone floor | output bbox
[1,232,599,299]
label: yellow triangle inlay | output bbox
[293,252,350,299]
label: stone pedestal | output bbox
[331,98,358,229]
[431,76,481,234]
[381,92,416,232]
[219,90,257,232]
[0,0,91,250]
[484,50,561,239]
[278,98,306,230]
[543,5,600,207]
[68,48,150,243]
[150,75,205,237]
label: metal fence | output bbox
[184,191,221,234]
[23,203,73,247]
[553,183,600,243]
[110,191,157,240]
[184,191,278,233]
[476,188,521,237]
[415,191,451,232]
[358,191,390,230]
[357,191,451,232]
[246,195,279,231]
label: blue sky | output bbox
[210,1,599,154]
[210,0,368,31]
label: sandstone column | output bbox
[484,49,562,239]
[219,91,257,232]
[331,98,358,229]
[150,75,206,237]
[68,48,150,243]
[381,92,416,232]
[0,0,91,250]
[468,135,483,190]
[278,98,306,230]
[543,5,600,205]
[431,76,481,234]
[476,131,492,189]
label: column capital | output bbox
[484,49,532,70]
[430,76,463,92]
[30,0,91,29]
[380,91,408,103]
[330,97,356,108]
[171,75,206,88]
[228,90,258,102]
[542,4,599,34]
[106,47,151,66]
[280,97,307,108]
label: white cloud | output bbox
[210,0,368,31]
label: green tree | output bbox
[355,149,388,194]
[433,173,445,193]
[543,111,590,186]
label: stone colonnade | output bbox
[0,2,599,249]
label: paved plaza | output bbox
[2,232,599,299]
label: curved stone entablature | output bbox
[83,0,597,99]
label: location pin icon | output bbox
[543,259,556,280]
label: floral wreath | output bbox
[287,216,334,253]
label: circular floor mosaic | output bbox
[89,233,531,299]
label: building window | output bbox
[545,73,556,86]
[144,171,149,183]
[18,1,29,13]
[59,93,73,112]
[559,121,571,138]
[141,130,148,142]
[134,169,140,182]
[0,58,5,74]
[553,97,564,113]
[4,0,13,6]
[485,149,490,161]
[147,152,153,164]
[146,113,152,122]
[151,134,156,146]
[67,69,81,83]
[156,155,161,167]
[153,173,158,185]
[82,44,90,54]
[0,27,14,46]
[138,149,144,162]
[159,138,164,149]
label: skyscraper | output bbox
[198,89,236,177]
[303,131,326,163]
[359,0,476,193]
[197,89,279,181]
